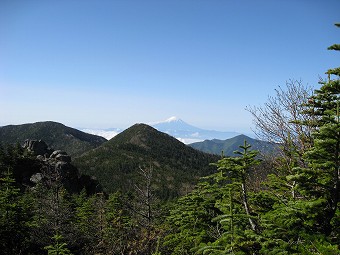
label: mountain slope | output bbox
[0,121,107,157]
[189,134,277,156]
[151,116,240,144]
[73,123,219,198]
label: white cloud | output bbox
[176,137,203,144]
[81,129,120,140]
[190,132,200,137]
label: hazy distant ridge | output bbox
[189,134,277,156]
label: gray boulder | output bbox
[50,150,71,163]
[23,139,52,156]
[30,173,43,184]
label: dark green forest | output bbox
[73,123,219,198]
[1,24,339,254]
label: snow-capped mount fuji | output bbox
[151,117,241,144]
[151,117,200,132]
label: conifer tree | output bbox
[214,141,261,233]
[200,141,261,255]
[99,192,133,254]
[44,233,73,255]
[163,180,224,255]
[72,189,98,254]
[289,23,340,237]
[257,24,340,254]
[0,169,35,254]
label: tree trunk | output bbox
[241,183,258,232]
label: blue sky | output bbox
[0,0,339,133]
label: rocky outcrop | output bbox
[50,150,71,163]
[21,139,101,194]
[23,139,53,157]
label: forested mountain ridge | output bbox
[73,123,219,198]
[0,121,107,157]
[189,134,277,156]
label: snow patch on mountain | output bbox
[165,116,181,122]
[149,116,183,125]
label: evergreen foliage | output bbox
[44,233,73,255]
[197,141,262,255]
[163,181,224,254]
[0,168,34,254]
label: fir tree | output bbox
[213,140,261,233]
[44,233,73,255]
[199,141,262,255]
[289,23,340,237]
[257,23,340,254]
[163,181,223,255]
[100,192,133,254]
[71,189,98,254]
[0,168,34,254]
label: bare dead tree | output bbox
[246,80,316,199]
[246,79,315,162]
[134,166,154,230]
[129,165,161,255]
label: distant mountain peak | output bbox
[151,117,241,144]
[151,116,184,125]
[152,117,197,131]
[165,116,182,122]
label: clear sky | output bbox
[0,0,339,133]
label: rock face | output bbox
[30,173,43,184]
[23,139,53,157]
[50,150,71,163]
[22,139,100,194]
